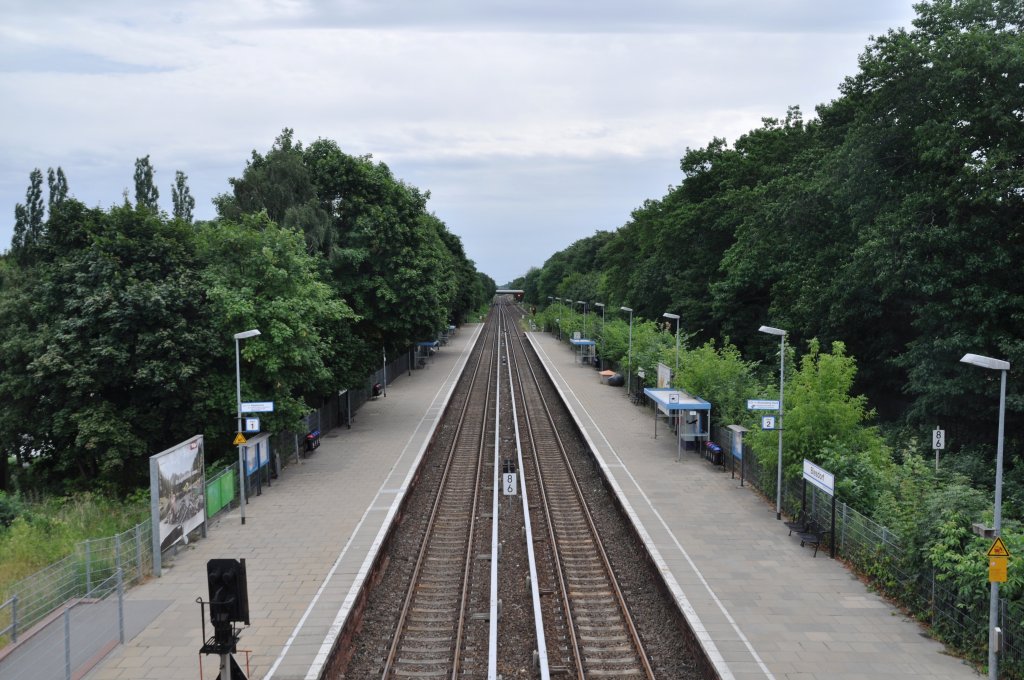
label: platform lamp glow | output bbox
[621,307,634,396]
[594,303,605,369]
[759,325,786,520]
[234,328,261,525]
[663,312,681,380]
[961,352,1010,680]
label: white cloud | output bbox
[0,1,919,284]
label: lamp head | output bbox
[234,329,261,340]
[758,325,786,336]
[620,306,633,313]
[663,312,680,321]
[961,353,1010,371]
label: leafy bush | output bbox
[0,491,25,529]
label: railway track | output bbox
[335,299,706,680]
[501,305,656,679]
[379,313,498,679]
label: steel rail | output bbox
[380,312,498,680]
[505,301,656,680]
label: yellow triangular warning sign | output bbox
[988,537,1011,557]
[233,432,247,446]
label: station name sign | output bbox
[802,459,835,495]
[747,399,780,411]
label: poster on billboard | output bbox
[657,362,672,388]
[149,435,206,568]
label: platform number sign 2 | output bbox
[503,472,518,496]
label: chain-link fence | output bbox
[714,425,1021,676]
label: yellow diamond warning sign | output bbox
[988,537,1011,558]
[233,432,247,446]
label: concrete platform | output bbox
[527,330,979,680]
[84,323,483,680]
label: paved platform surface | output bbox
[84,323,482,680]
[527,330,979,680]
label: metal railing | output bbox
[714,424,1022,676]
[0,520,146,650]
[0,569,125,680]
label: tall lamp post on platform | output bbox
[663,312,681,381]
[961,352,1010,680]
[234,328,261,525]
[621,307,634,396]
[759,325,786,520]
[594,303,605,369]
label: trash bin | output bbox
[706,441,723,466]
[305,430,321,452]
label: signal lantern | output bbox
[207,558,250,626]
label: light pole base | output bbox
[776,512,782,520]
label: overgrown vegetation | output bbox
[0,491,147,592]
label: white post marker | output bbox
[503,472,518,496]
[762,416,776,430]
[933,427,945,472]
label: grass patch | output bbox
[0,492,148,595]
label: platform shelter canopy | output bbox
[643,387,711,415]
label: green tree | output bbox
[0,202,216,493]
[133,155,160,212]
[46,167,68,211]
[11,169,45,263]
[748,339,891,512]
[193,214,360,452]
[678,340,761,428]
[171,170,195,223]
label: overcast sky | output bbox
[0,1,919,285]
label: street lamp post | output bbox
[594,303,605,369]
[663,312,681,381]
[759,325,786,520]
[621,307,634,396]
[234,328,261,525]
[578,301,587,339]
[961,352,1010,680]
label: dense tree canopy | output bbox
[1,132,492,493]
[512,0,1023,481]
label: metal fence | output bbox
[0,521,147,649]
[714,424,1022,676]
[275,351,415,463]
[0,569,126,680]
